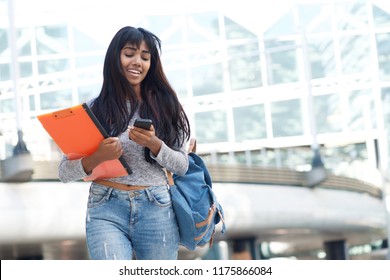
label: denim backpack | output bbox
[168,139,226,251]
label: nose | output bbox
[132,55,142,66]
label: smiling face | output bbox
[120,40,151,97]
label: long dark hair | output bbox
[91,26,190,163]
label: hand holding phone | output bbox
[130,118,160,154]
[133,118,152,130]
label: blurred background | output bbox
[1,0,390,260]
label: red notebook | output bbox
[37,103,132,181]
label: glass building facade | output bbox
[1,0,390,187]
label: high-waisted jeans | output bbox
[85,183,179,260]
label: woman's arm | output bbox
[58,137,123,183]
[129,124,189,175]
[151,141,189,175]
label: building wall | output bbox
[1,0,390,187]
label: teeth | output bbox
[129,69,141,74]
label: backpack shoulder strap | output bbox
[188,138,197,153]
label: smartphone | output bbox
[133,118,152,130]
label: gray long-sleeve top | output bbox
[58,103,189,185]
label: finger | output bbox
[130,126,145,134]
[104,137,119,144]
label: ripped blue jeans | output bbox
[85,183,179,260]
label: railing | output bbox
[0,160,379,199]
[208,165,383,199]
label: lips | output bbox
[128,69,141,75]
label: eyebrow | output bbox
[123,46,150,54]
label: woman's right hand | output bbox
[81,137,123,174]
[95,137,123,161]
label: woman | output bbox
[58,26,191,260]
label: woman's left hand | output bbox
[128,125,162,156]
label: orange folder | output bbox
[37,103,132,181]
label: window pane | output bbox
[234,151,247,165]
[29,95,35,111]
[36,25,68,55]
[278,147,311,169]
[38,58,69,74]
[0,28,7,55]
[373,5,390,28]
[265,40,298,85]
[0,98,14,113]
[376,32,390,81]
[187,13,219,43]
[297,4,332,33]
[381,87,390,131]
[251,148,278,167]
[148,15,183,45]
[216,152,231,165]
[18,28,32,56]
[228,43,262,90]
[194,110,228,143]
[348,89,372,131]
[336,2,368,30]
[314,94,342,133]
[166,69,187,99]
[225,16,257,39]
[233,104,266,141]
[191,63,223,96]
[325,143,368,175]
[340,35,370,75]
[75,55,104,68]
[308,37,336,79]
[19,62,32,78]
[0,63,10,81]
[40,89,72,110]
[385,116,390,178]
[264,10,295,38]
[78,84,100,103]
[271,99,303,137]
[73,27,104,52]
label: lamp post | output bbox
[300,27,327,187]
[1,0,33,182]
[264,27,327,187]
